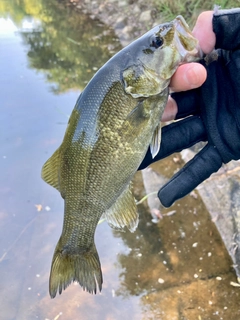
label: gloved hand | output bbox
[139,8,240,207]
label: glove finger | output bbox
[158,144,222,207]
[139,116,207,170]
[171,89,200,119]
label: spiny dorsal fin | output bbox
[104,184,138,232]
[41,148,61,191]
[150,123,162,158]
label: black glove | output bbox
[139,8,240,207]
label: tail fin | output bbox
[49,242,103,298]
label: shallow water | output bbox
[1,2,240,319]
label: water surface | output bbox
[1,3,240,319]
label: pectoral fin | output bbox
[104,184,138,232]
[41,148,61,191]
[150,123,162,158]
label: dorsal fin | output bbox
[41,148,61,191]
[104,184,138,232]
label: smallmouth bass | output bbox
[42,16,201,298]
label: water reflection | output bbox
[114,169,240,318]
[1,1,240,319]
[1,0,121,92]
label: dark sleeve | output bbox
[213,8,240,50]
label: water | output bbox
[1,2,240,319]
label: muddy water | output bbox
[1,4,240,320]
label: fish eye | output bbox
[150,35,163,49]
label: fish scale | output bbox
[41,15,201,297]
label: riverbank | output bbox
[62,0,214,46]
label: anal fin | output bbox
[41,148,61,191]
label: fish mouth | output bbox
[173,15,203,62]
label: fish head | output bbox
[123,15,202,98]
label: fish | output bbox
[41,15,201,298]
